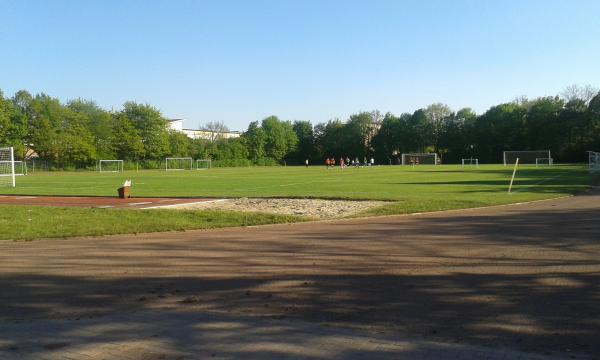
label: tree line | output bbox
[1,85,599,169]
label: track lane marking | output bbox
[128,202,153,206]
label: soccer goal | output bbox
[195,159,211,170]
[503,150,551,166]
[0,147,16,187]
[165,157,193,170]
[535,158,554,167]
[98,159,124,172]
[461,158,479,167]
[13,161,28,175]
[589,151,600,172]
[402,153,438,165]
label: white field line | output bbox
[96,205,114,209]
[142,199,230,209]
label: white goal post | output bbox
[165,157,193,170]
[0,147,16,187]
[98,159,124,172]
[195,159,211,170]
[402,153,438,165]
[503,150,551,166]
[461,158,479,167]
[589,151,600,172]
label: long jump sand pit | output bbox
[165,197,388,218]
[0,190,599,358]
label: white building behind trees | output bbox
[167,119,241,141]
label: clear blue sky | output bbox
[1,0,599,131]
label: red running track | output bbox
[0,195,215,209]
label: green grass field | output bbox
[1,164,596,240]
[0,206,300,241]
[2,164,594,200]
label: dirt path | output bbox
[1,190,599,358]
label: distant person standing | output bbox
[340,157,344,169]
[325,158,330,169]
[305,159,309,168]
[370,157,375,166]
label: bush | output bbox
[210,158,280,168]
[212,158,253,167]
[254,157,279,166]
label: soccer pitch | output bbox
[1,164,594,205]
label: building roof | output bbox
[182,128,241,134]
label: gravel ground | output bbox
[1,191,599,358]
[168,198,389,218]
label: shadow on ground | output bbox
[1,192,599,358]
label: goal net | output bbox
[589,151,600,172]
[402,153,438,165]
[535,158,554,167]
[461,158,479,167]
[98,160,124,172]
[196,159,211,170]
[13,161,28,175]
[0,147,16,187]
[165,157,193,170]
[503,150,550,166]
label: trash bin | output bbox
[117,186,130,199]
[118,180,132,199]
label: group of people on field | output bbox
[325,156,374,169]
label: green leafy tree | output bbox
[168,130,191,157]
[525,96,564,154]
[0,91,27,156]
[474,103,527,162]
[315,119,345,159]
[227,138,250,159]
[438,108,477,163]
[292,120,314,163]
[243,121,266,161]
[112,113,145,160]
[120,102,170,160]
[56,111,97,168]
[25,94,65,163]
[424,103,453,154]
[68,99,114,159]
[345,112,375,157]
[372,112,401,163]
[261,116,298,161]
[408,109,431,152]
